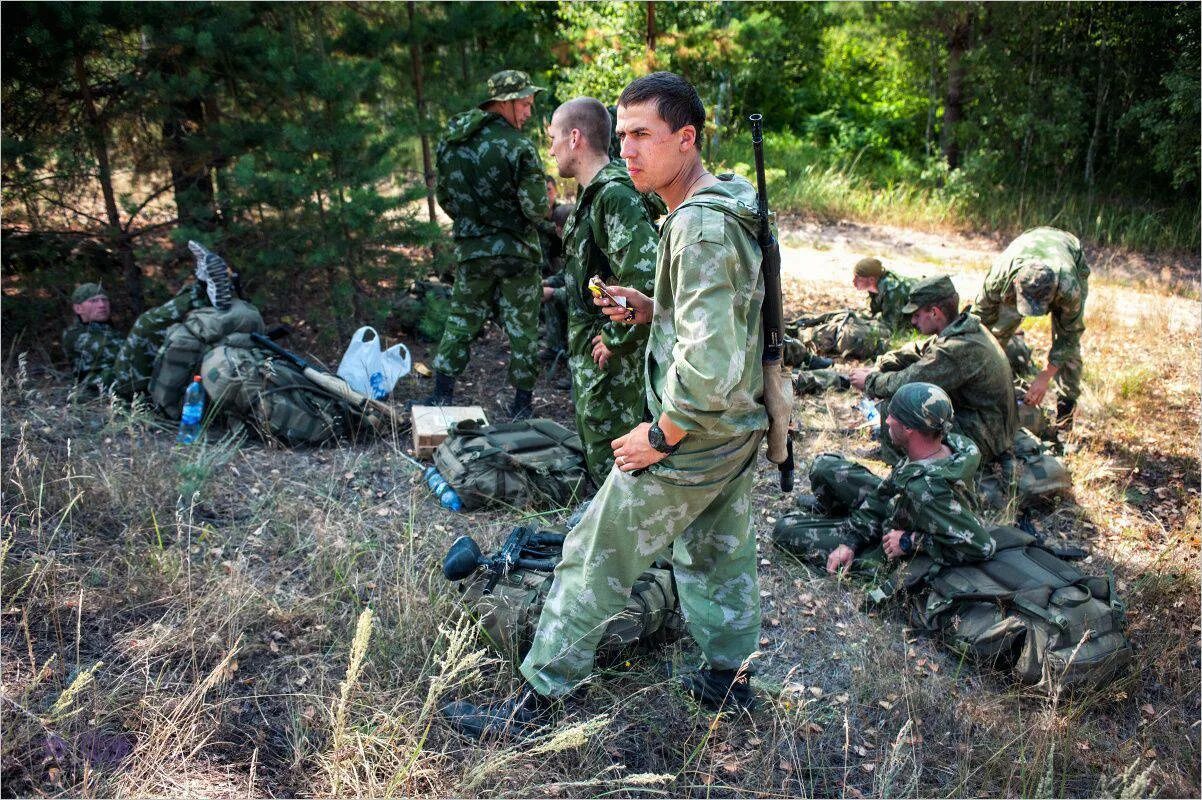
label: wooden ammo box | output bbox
[411,405,488,458]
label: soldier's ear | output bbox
[677,124,697,151]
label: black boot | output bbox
[1055,398,1077,431]
[510,388,533,421]
[680,667,756,712]
[805,354,834,369]
[441,685,554,741]
[408,372,454,412]
[793,493,828,514]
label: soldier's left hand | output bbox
[611,422,669,472]
[848,368,873,391]
[882,528,908,560]
[591,335,612,368]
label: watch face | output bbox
[648,425,666,449]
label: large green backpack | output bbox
[201,334,378,446]
[150,300,264,418]
[789,311,890,361]
[980,429,1073,510]
[452,526,685,663]
[888,526,1132,692]
[432,418,589,511]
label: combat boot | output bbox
[510,388,533,421]
[793,494,829,514]
[408,372,454,412]
[1055,398,1077,431]
[680,667,756,712]
[805,354,834,369]
[441,685,555,741]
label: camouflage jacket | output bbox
[868,269,916,333]
[647,174,768,437]
[842,432,996,565]
[62,320,123,389]
[110,283,205,396]
[976,227,1090,369]
[435,109,548,267]
[866,310,1017,464]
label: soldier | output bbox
[976,227,1090,429]
[443,72,768,737]
[62,283,123,390]
[427,70,550,419]
[853,256,915,334]
[109,282,207,398]
[774,382,996,574]
[849,275,1017,468]
[545,96,659,484]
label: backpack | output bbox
[452,526,686,663]
[888,526,1132,693]
[201,334,378,446]
[789,311,890,360]
[432,418,589,511]
[150,300,264,418]
[980,429,1072,509]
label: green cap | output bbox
[890,381,954,436]
[853,257,884,278]
[71,283,106,304]
[1014,261,1057,317]
[900,275,957,314]
[481,70,544,106]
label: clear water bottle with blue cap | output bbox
[424,466,463,511]
[858,396,880,426]
[176,375,205,444]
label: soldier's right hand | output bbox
[826,544,855,575]
[595,285,652,325]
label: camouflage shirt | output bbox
[866,310,1017,464]
[62,320,123,389]
[435,109,549,267]
[869,269,916,333]
[842,432,996,565]
[976,227,1090,369]
[647,174,768,437]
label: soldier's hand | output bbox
[595,285,652,325]
[591,335,612,368]
[826,545,855,575]
[611,422,668,472]
[542,286,556,303]
[1023,368,1055,405]
[882,529,907,560]
[848,368,873,391]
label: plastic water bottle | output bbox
[424,466,463,512]
[858,397,880,425]
[176,375,205,444]
[369,371,388,400]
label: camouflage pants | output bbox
[989,305,1084,402]
[542,283,568,356]
[520,430,764,697]
[789,311,890,361]
[432,259,541,391]
[111,285,203,397]
[569,349,648,486]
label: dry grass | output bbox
[2,256,1198,798]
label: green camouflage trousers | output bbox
[989,305,1082,402]
[111,285,203,397]
[432,259,541,391]
[520,430,764,697]
[542,282,568,356]
[569,347,648,485]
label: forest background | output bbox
[2,0,1198,348]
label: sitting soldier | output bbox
[774,382,996,574]
[109,281,207,398]
[849,275,1017,470]
[62,283,124,390]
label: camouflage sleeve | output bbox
[864,339,967,400]
[595,185,658,357]
[873,339,926,374]
[904,478,995,565]
[974,263,1007,330]
[514,142,549,227]
[839,503,885,552]
[1047,276,1086,369]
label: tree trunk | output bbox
[162,95,218,234]
[646,2,656,53]
[1084,55,1108,191]
[73,51,143,312]
[941,13,972,172]
[408,1,437,225]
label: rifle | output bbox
[248,332,405,431]
[750,113,795,492]
[443,526,565,594]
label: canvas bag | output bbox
[980,429,1073,509]
[432,418,589,511]
[336,326,411,399]
[789,311,891,360]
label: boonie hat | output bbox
[481,70,545,106]
[900,275,957,314]
[1013,261,1057,317]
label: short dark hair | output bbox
[555,97,611,156]
[932,292,960,322]
[617,71,705,150]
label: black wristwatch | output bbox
[898,531,914,554]
[648,422,681,455]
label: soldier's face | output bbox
[510,96,535,129]
[853,275,877,293]
[885,413,910,449]
[616,101,695,195]
[547,113,577,178]
[911,306,942,335]
[73,295,110,323]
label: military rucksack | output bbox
[432,418,589,511]
[150,300,264,418]
[450,526,686,663]
[886,526,1132,693]
[980,429,1072,510]
[789,311,890,361]
[201,334,377,446]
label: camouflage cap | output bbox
[900,274,957,314]
[71,283,106,304]
[1013,261,1057,317]
[890,381,954,436]
[481,70,545,105]
[853,257,884,278]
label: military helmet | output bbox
[900,274,957,314]
[481,70,545,106]
[1013,261,1057,316]
[853,257,884,278]
[889,381,954,436]
[71,282,106,304]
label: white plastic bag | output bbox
[336,326,411,399]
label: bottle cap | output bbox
[193,375,202,382]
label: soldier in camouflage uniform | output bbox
[976,227,1090,428]
[849,275,1017,468]
[774,382,996,575]
[109,282,206,397]
[546,96,659,484]
[443,73,768,738]
[855,257,915,334]
[428,70,550,418]
[62,283,123,390]
[788,258,914,363]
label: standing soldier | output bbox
[853,256,915,334]
[546,96,659,484]
[428,70,550,419]
[442,72,768,738]
[975,227,1089,429]
[62,283,123,390]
